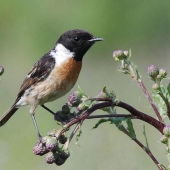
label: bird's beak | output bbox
[89,37,104,42]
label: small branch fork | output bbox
[55,98,165,170]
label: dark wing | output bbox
[17,52,55,98]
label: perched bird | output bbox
[0,29,103,139]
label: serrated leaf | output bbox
[92,119,110,129]
[126,119,136,139]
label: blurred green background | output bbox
[0,0,170,169]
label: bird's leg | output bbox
[30,105,42,141]
[41,104,55,115]
[41,104,65,124]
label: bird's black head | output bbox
[56,29,103,61]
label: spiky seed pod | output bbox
[46,137,58,151]
[33,142,48,156]
[68,91,82,107]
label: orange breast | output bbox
[27,57,82,105]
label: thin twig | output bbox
[119,125,163,170]
[138,80,162,122]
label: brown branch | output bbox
[59,100,165,135]
[133,138,163,170]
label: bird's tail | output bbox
[0,104,18,127]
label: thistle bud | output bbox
[58,133,67,144]
[68,91,82,107]
[152,83,160,90]
[159,68,167,78]
[123,50,129,58]
[0,65,4,76]
[33,142,47,155]
[163,125,170,137]
[77,102,88,112]
[62,103,70,114]
[160,135,168,144]
[97,90,107,98]
[60,149,70,160]
[55,155,66,166]
[147,64,159,78]
[112,50,124,61]
[45,152,55,164]
[46,137,58,151]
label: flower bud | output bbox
[112,50,124,61]
[160,135,168,144]
[68,91,82,107]
[33,142,48,155]
[54,155,65,166]
[147,64,159,78]
[46,152,55,164]
[163,125,170,137]
[97,90,107,98]
[62,103,70,114]
[77,102,88,112]
[152,83,160,90]
[0,65,4,76]
[58,133,67,144]
[60,149,70,160]
[46,137,58,151]
[123,50,129,58]
[159,68,167,78]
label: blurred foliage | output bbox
[0,0,170,170]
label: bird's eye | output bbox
[74,37,80,42]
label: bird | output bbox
[0,29,103,140]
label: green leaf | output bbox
[110,117,130,125]
[126,119,136,139]
[167,83,170,98]
[75,128,82,144]
[143,125,149,149]
[92,118,111,129]
[78,85,86,96]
